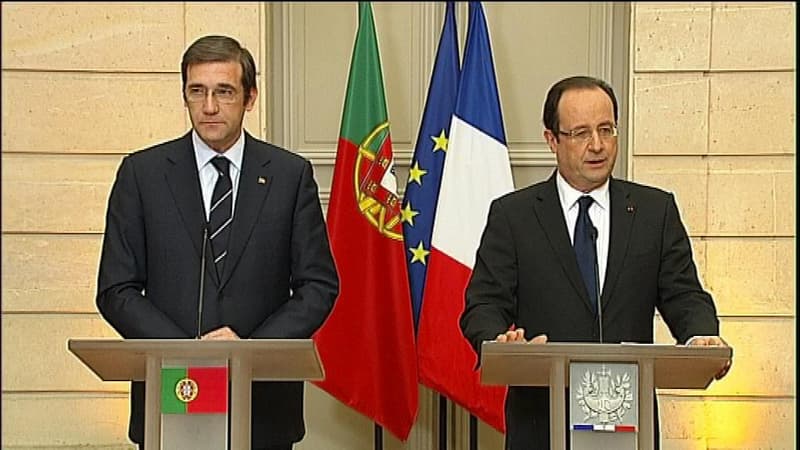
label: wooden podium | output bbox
[68,339,324,450]
[480,342,731,450]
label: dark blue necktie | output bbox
[209,157,233,278]
[574,195,598,313]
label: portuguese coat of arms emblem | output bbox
[175,377,199,403]
[353,122,403,240]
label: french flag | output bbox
[416,1,514,432]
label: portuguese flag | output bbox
[161,366,228,414]
[313,2,418,441]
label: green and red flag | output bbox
[161,366,228,414]
[313,1,418,441]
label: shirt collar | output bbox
[555,171,610,212]
[192,129,245,172]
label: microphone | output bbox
[197,226,209,339]
[589,225,603,343]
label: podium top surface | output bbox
[480,341,732,389]
[68,338,323,382]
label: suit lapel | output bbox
[164,134,204,253]
[164,133,219,285]
[532,175,595,311]
[219,135,273,288]
[601,179,635,309]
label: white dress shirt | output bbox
[555,172,609,294]
[193,130,244,221]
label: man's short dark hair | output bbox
[181,35,257,103]
[542,76,618,141]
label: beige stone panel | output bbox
[185,2,261,58]
[1,154,122,233]
[707,172,773,234]
[632,156,708,234]
[711,2,796,70]
[658,396,795,448]
[709,72,795,154]
[704,237,794,316]
[2,393,132,447]
[2,313,123,392]
[775,239,796,307]
[632,74,709,155]
[702,398,797,449]
[633,3,712,71]
[1,71,186,153]
[2,234,103,313]
[660,439,705,450]
[1,2,183,72]
[689,237,708,288]
[655,317,795,397]
[706,155,794,235]
[657,396,706,443]
[708,154,795,171]
[775,171,796,234]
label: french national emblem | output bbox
[569,362,638,433]
[354,121,403,240]
[576,365,633,423]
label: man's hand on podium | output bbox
[201,326,241,340]
[494,328,548,344]
[687,335,732,380]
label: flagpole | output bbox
[438,394,448,450]
[469,414,477,450]
[374,424,383,450]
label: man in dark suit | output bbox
[96,35,339,450]
[460,76,731,450]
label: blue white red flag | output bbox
[416,1,513,432]
[402,1,460,331]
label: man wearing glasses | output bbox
[96,35,339,450]
[460,76,730,449]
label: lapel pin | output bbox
[627,204,635,213]
[257,176,267,185]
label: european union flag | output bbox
[401,1,460,331]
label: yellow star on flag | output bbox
[409,241,431,265]
[400,202,420,226]
[431,129,448,152]
[408,161,427,186]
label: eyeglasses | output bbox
[558,125,618,143]
[185,86,239,104]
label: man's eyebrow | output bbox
[185,82,237,89]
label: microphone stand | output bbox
[591,225,602,343]
[197,227,208,339]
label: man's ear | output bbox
[543,129,558,154]
[245,88,258,111]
